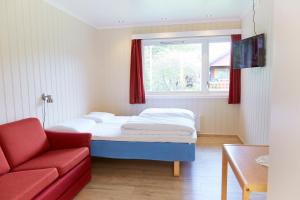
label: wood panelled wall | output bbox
[0,0,97,127]
[239,0,273,144]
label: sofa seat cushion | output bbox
[14,147,89,176]
[0,168,58,200]
[34,157,91,200]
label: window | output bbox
[142,36,231,95]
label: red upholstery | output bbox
[0,146,10,175]
[14,147,89,176]
[0,168,59,200]
[45,130,91,150]
[34,157,91,200]
[0,118,91,199]
[58,171,91,200]
[0,118,49,167]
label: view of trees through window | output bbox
[143,37,231,93]
[143,43,202,92]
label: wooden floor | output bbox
[75,135,267,200]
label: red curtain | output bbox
[129,39,145,104]
[228,34,242,104]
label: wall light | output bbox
[41,93,53,128]
[41,93,54,103]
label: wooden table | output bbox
[221,144,268,200]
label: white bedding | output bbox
[47,118,96,133]
[139,108,195,121]
[90,122,197,143]
[101,116,132,124]
[47,114,197,143]
[82,112,115,123]
[121,116,195,136]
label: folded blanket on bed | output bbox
[121,116,195,136]
[139,108,195,121]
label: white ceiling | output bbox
[46,0,251,29]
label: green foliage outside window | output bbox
[143,43,202,92]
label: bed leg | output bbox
[173,161,180,177]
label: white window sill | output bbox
[145,92,228,99]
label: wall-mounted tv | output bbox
[233,33,266,69]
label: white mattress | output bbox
[90,120,197,144]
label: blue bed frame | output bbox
[91,140,196,176]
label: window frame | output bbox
[142,36,231,98]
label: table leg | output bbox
[242,187,250,200]
[221,149,228,200]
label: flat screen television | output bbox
[233,33,266,69]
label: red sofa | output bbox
[0,118,92,200]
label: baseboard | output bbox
[197,132,244,144]
[197,131,238,136]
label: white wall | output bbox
[268,0,300,199]
[0,0,97,127]
[239,0,273,144]
[95,21,241,134]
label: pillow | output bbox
[139,108,195,121]
[83,112,115,123]
[47,118,96,133]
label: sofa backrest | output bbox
[0,118,49,168]
[0,146,10,175]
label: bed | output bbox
[48,108,197,176]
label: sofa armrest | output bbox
[45,131,92,150]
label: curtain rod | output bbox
[132,29,241,40]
